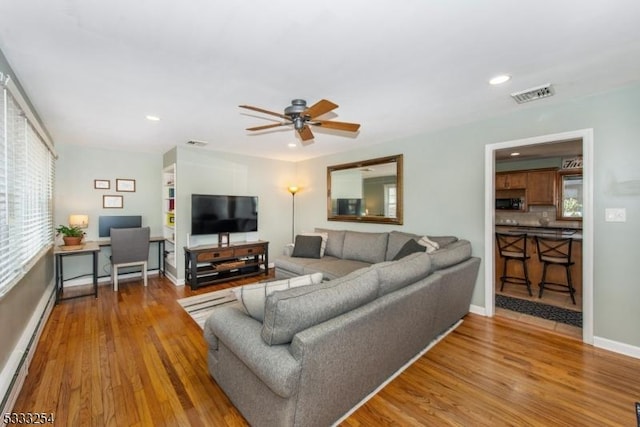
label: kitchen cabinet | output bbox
[495,172,527,190]
[527,169,556,205]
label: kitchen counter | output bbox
[495,225,582,240]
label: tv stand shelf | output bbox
[184,240,269,289]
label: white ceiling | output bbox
[1,1,639,162]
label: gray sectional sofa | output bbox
[275,229,473,280]
[204,229,480,427]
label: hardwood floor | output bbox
[13,275,640,426]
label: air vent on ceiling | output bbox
[186,140,208,147]
[510,84,555,104]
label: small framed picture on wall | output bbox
[103,195,123,209]
[94,179,110,189]
[116,179,136,192]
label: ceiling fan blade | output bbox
[239,105,289,120]
[298,125,314,141]
[246,123,289,131]
[312,120,361,132]
[303,99,338,119]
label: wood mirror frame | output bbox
[327,154,403,224]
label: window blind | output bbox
[0,82,55,298]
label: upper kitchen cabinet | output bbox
[527,169,557,205]
[495,172,527,190]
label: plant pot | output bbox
[63,236,83,246]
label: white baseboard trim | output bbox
[593,336,640,360]
[469,304,487,316]
[331,319,463,426]
[0,282,56,415]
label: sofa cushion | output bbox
[292,235,323,258]
[315,228,346,258]
[375,252,432,296]
[261,268,379,345]
[232,273,324,322]
[385,230,420,261]
[300,232,328,257]
[428,235,458,247]
[430,239,472,270]
[275,255,332,276]
[302,258,371,280]
[342,231,389,264]
[393,239,426,260]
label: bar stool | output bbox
[535,236,576,304]
[495,233,532,296]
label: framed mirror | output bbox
[327,154,403,224]
[557,169,583,220]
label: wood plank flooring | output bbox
[12,275,640,426]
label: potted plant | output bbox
[56,225,85,246]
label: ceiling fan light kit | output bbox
[239,98,360,145]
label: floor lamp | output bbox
[288,186,299,243]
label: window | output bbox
[384,184,397,218]
[0,81,55,298]
[557,170,583,220]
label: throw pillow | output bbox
[291,235,323,258]
[393,238,426,261]
[417,235,440,253]
[300,232,328,257]
[232,272,323,322]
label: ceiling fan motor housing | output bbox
[284,99,308,130]
[284,99,308,116]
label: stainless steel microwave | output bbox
[496,198,523,210]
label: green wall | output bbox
[295,83,640,348]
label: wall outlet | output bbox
[605,208,626,222]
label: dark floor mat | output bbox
[496,294,582,328]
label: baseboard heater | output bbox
[0,286,56,417]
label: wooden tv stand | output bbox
[183,240,269,289]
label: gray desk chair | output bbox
[110,227,150,291]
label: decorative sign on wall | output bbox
[562,156,583,169]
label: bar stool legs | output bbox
[496,233,532,296]
[535,237,576,305]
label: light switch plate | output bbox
[605,208,626,222]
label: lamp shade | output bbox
[288,185,299,195]
[69,214,89,228]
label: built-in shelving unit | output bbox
[163,164,176,271]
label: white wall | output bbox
[295,83,640,349]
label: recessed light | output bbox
[489,74,511,85]
[145,115,160,121]
[287,142,297,148]
[510,152,520,157]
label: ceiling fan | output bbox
[239,99,360,145]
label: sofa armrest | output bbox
[205,306,302,398]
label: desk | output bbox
[54,241,100,303]
[97,236,166,276]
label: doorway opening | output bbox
[484,129,594,344]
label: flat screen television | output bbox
[337,198,362,215]
[191,194,258,235]
[98,215,142,237]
